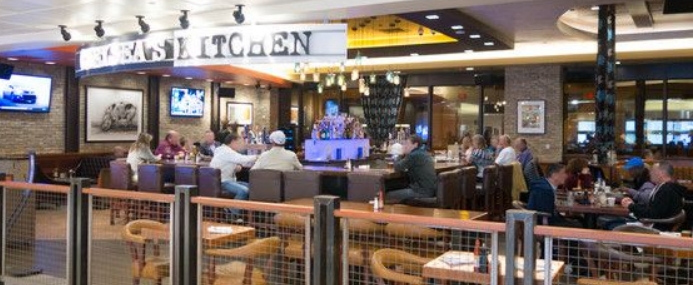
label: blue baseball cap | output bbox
[623,157,644,170]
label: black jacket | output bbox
[628,181,685,231]
[394,146,437,197]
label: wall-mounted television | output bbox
[170,87,204,117]
[0,74,52,113]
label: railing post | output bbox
[172,185,199,285]
[0,173,5,285]
[313,195,341,285]
[505,209,538,285]
[67,178,91,285]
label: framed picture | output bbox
[290,106,298,124]
[85,86,143,142]
[227,102,253,126]
[517,100,545,134]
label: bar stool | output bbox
[109,160,135,225]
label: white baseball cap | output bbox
[269,131,286,145]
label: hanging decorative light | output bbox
[339,62,346,72]
[404,88,410,97]
[393,74,401,85]
[326,73,335,86]
[364,86,370,96]
[369,73,376,84]
[358,78,365,93]
[341,83,347,91]
[299,72,306,81]
[312,69,320,82]
[294,62,302,73]
[317,83,324,94]
[351,69,359,81]
[386,71,394,83]
[351,51,362,81]
[337,73,346,86]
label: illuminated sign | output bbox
[76,24,347,77]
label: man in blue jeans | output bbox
[209,132,257,201]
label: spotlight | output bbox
[58,25,71,41]
[233,5,245,24]
[94,20,105,38]
[136,16,150,33]
[179,10,190,29]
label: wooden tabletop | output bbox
[302,162,467,178]
[141,221,255,246]
[423,251,564,284]
[284,198,487,220]
[556,202,631,217]
[160,159,210,167]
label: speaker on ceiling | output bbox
[0,63,14,80]
[218,87,235,98]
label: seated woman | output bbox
[466,134,495,180]
[126,132,161,183]
[564,158,593,190]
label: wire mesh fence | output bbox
[3,187,69,285]
[196,200,313,285]
[88,192,174,285]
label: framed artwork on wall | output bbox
[290,106,298,124]
[517,100,545,134]
[227,102,253,126]
[85,86,143,142]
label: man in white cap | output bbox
[251,130,303,171]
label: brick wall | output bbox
[219,85,271,130]
[158,78,212,146]
[504,64,564,163]
[0,61,65,156]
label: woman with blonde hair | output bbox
[468,134,495,179]
[126,132,161,183]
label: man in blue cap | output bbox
[620,157,655,205]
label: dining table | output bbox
[140,221,256,247]
[556,198,631,229]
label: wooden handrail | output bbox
[0,181,69,194]
[191,197,314,215]
[335,209,506,233]
[84,187,175,203]
[535,225,693,249]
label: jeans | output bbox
[221,181,249,200]
[385,188,431,204]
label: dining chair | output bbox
[174,164,199,186]
[497,164,514,215]
[639,209,686,231]
[403,169,460,209]
[282,170,321,201]
[109,160,135,225]
[384,223,448,258]
[476,165,499,217]
[204,237,281,285]
[137,164,173,221]
[459,166,478,209]
[511,200,550,256]
[198,167,233,221]
[248,169,284,202]
[577,278,658,285]
[121,219,170,285]
[370,248,432,285]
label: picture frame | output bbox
[85,86,143,142]
[290,106,298,125]
[517,100,545,134]
[226,102,253,126]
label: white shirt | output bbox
[126,147,158,183]
[495,146,517,165]
[251,147,303,171]
[209,145,257,182]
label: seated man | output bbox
[620,161,685,231]
[385,135,437,204]
[494,135,516,165]
[198,130,221,160]
[527,163,581,227]
[251,131,303,171]
[209,132,258,201]
[620,157,655,205]
[154,130,187,159]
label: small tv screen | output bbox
[170,87,204,117]
[0,74,52,113]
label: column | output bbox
[594,4,616,163]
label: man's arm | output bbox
[629,185,679,219]
[394,153,414,172]
[292,154,303,170]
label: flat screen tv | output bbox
[0,74,52,113]
[170,87,204,117]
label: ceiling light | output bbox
[233,4,245,24]
[179,10,190,29]
[45,61,56,65]
[94,20,105,38]
[616,61,621,65]
[425,14,439,20]
[470,34,481,39]
[162,74,171,77]
[410,53,419,56]
[484,42,494,46]
[451,25,464,30]
[571,100,579,105]
[455,30,465,35]
[591,6,599,11]
[7,57,17,61]
[185,77,193,80]
[466,67,474,71]
[58,25,71,41]
[136,71,146,75]
[136,16,150,34]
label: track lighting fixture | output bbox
[58,25,71,41]
[233,5,245,24]
[94,20,105,38]
[136,16,150,33]
[179,10,190,29]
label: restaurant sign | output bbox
[75,24,347,77]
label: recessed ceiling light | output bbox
[464,49,474,53]
[484,42,494,46]
[7,57,18,61]
[185,77,193,80]
[591,6,599,11]
[45,61,56,65]
[451,25,464,30]
[136,71,146,75]
[410,53,419,56]
[469,34,481,39]
[455,30,465,35]
[162,74,171,77]
[616,61,621,65]
[425,15,439,20]
[466,67,475,71]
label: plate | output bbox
[441,255,475,266]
